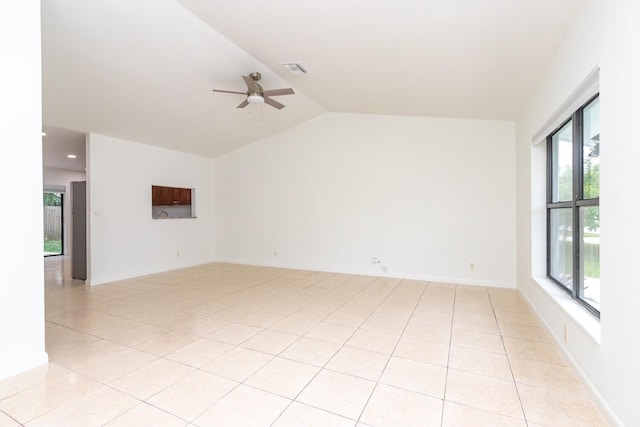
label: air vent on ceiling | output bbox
[281,62,308,74]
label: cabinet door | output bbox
[169,187,181,204]
[180,188,191,205]
[151,186,162,206]
[160,187,172,205]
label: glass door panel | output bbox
[43,192,63,256]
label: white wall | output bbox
[215,112,516,287]
[0,0,48,379]
[516,0,638,425]
[87,133,215,285]
[43,167,87,256]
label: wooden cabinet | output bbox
[151,185,171,206]
[180,188,191,205]
[152,185,192,206]
[152,186,162,205]
[171,187,191,205]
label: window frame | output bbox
[546,93,600,317]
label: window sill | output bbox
[532,276,601,345]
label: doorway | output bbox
[43,192,63,256]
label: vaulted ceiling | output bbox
[42,0,584,158]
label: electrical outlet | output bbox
[469,262,475,270]
[273,249,279,257]
[176,251,180,257]
[564,324,569,343]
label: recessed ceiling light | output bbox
[281,62,308,74]
[41,132,47,136]
[67,154,77,159]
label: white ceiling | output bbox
[178,0,584,120]
[42,0,584,159]
[41,0,324,159]
[42,125,86,172]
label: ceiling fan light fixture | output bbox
[247,93,264,104]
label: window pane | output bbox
[583,97,600,199]
[580,206,600,311]
[551,121,573,202]
[549,208,573,289]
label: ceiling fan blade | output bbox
[236,99,249,108]
[264,96,285,110]
[242,75,259,93]
[262,88,295,97]
[212,89,246,95]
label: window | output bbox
[547,94,600,315]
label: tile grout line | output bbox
[38,261,589,426]
[134,274,418,425]
[266,276,389,425]
[269,275,406,426]
[173,272,371,425]
[0,408,23,427]
[439,283,458,427]
[170,271,308,424]
[488,291,529,426]
[353,280,430,426]
[41,267,378,425]
[47,268,314,425]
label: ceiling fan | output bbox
[212,72,295,110]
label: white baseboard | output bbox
[87,257,216,286]
[0,351,49,382]
[519,291,623,427]
[213,258,516,289]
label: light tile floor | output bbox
[0,257,607,426]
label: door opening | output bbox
[43,192,63,256]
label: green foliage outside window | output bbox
[557,161,599,231]
[44,193,62,206]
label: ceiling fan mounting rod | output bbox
[249,72,262,82]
